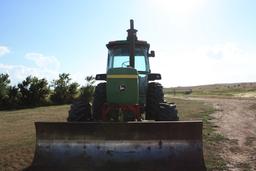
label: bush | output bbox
[0,73,10,101]
[79,76,95,102]
[18,76,50,106]
[50,73,79,104]
[0,72,95,110]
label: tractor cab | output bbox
[106,41,152,105]
[106,20,155,75]
[107,46,150,74]
[96,20,159,81]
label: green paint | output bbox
[107,68,139,104]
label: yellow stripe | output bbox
[107,75,138,79]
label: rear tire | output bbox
[146,82,164,120]
[157,103,179,121]
[67,97,92,122]
[92,82,106,120]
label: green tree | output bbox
[0,73,11,108]
[18,76,50,106]
[0,73,10,98]
[51,73,79,104]
[79,76,95,102]
[4,85,21,108]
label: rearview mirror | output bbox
[148,50,155,57]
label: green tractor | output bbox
[68,20,178,122]
[28,20,206,171]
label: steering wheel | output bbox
[121,61,130,67]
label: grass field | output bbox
[0,105,69,170]
[0,97,227,171]
[165,82,256,98]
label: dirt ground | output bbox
[194,97,256,171]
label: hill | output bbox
[164,82,256,98]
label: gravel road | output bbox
[196,98,256,171]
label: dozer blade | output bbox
[28,121,206,171]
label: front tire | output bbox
[67,97,92,122]
[146,82,164,120]
[157,103,179,121]
[92,82,106,120]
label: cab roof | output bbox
[106,40,150,49]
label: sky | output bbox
[0,0,256,87]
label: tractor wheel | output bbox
[67,97,92,122]
[146,82,164,120]
[157,103,179,121]
[92,82,106,120]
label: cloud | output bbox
[149,0,206,16]
[25,53,60,70]
[0,52,61,84]
[206,48,224,60]
[151,42,256,86]
[204,42,243,60]
[0,46,10,57]
[0,63,59,85]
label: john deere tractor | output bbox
[68,20,178,122]
[28,20,205,171]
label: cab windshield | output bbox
[107,47,149,72]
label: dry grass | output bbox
[0,105,69,171]
[165,82,256,98]
[0,98,227,171]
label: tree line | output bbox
[0,73,95,110]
